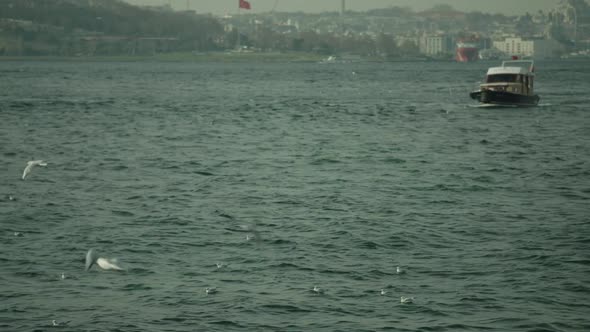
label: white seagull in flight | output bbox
[22,160,47,180]
[85,249,124,271]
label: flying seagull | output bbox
[85,249,124,271]
[22,160,47,180]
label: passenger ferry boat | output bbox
[470,60,540,107]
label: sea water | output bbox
[0,60,589,331]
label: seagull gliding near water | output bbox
[85,249,124,271]
[22,160,47,180]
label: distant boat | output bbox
[456,41,479,62]
[469,60,540,107]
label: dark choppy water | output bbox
[1,59,589,331]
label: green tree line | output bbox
[0,0,423,57]
[0,0,224,53]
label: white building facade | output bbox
[420,35,452,55]
[493,37,563,59]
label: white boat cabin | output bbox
[481,60,535,96]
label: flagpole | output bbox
[236,0,251,50]
[237,1,241,50]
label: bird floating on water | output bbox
[400,296,414,304]
[85,249,124,271]
[22,160,47,180]
[313,286,323,294]
[52,319,70,326]
[380,289,387,296]
[205,287,217,295]
[61,272,66,280]
[13,232,23,237]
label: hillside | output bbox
[0,0,224,55]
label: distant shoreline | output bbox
[0,51,448,63]
[1,52,581,63]
[0,52,328,63]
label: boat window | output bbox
[486,74,517,83]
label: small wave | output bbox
[128,267,154,275]
[160,316,187,322]
[272,199,304,205]
[112,210,134,217]
[215,211,234,219]
[268,262,313,271]
[269,238,297,245]
[514,322,571,331]
[381,157,407,164]
[459,295,497,303]
[310,158,342,165]
[194,171,215,176]
[260,304,313,313]
[14,271,45,278]
[357,240,380,249]
[209,320,247,328]
[121,283,152,291]
[9,101,35,108]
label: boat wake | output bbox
[468,103,520,109]
[468,102,552,109]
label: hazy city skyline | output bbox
[125,0,562,15]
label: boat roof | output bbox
[486,60,535,76]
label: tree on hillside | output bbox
[0,0,225,52]
[376,33,398,57]
[430,4,455,12]
[398,40,419,57]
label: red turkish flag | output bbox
[239,0,251,10]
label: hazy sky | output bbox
[125,0,562,15]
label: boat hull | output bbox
[470,90,540,107]
[456,47,479,62]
